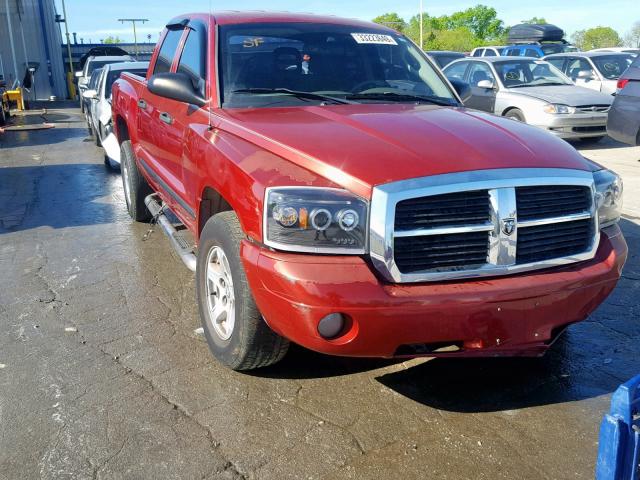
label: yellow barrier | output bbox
[3,88,24,110]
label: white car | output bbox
[75,55,133,112]
[544,52,636,95]
[470,46,507,57]
[83,61,148,169]
[590,47,639,55]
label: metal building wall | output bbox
[0,0,66,100]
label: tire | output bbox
[579,136,605,144]
[95,123,102,146]
[120,140,152,222]
[196,211,289,371]
[104,155,120,171]
[505,109,525,122]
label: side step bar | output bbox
[144,194,197,272]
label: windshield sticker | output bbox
[603,62,617,72]
[243,37,265,48]
[351,33,398,45]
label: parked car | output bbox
[503,43,578,58]
[471,46,507,57]
[112,12,626,371]
[607,53,640,145]
[82,67,104,131]
[84,62,149,169]
[77,46,131,71]
[76,55,133,112]
[590,47,639,55]
[426,50,466,68]
[443,57,613,141]
[544,52,635,95]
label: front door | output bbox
[465,62,498,112]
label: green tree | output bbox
[573,26,622,50]
[444,5,505,41]
[624,20,640,48]
[372,13,407,32]
[521,17,548,24]
[432,27,479,51]
[103,36,122,44]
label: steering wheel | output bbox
[351,80,390,93]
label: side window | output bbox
[506,49,520,57]
[525,48,540,58]
[444,61,469,82]
[153,29,184,75]
[567,58,594,80]
[546,58,565,72]
[468,62,495,86]
[177,28,207,96]
[484,49,496,57]
[473,49,483,57]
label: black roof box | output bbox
[508,24,565,43]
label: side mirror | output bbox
[75,71,83,78]
[477,79,495,90]
[148,72,206,107]
[449,79,472,103]
[82,89,97,100]
[79,78,88,87]
[578,70,594,80]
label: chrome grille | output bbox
[369,169,599,283]
[576,105,610,113]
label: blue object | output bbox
[596,375,640,480]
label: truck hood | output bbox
[506,85,613,106]
[219,104,593,197]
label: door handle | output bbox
[137,99,147,109]
[159,112,173,125]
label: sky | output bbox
[55,0,638,44]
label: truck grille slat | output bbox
[388,181,596,279]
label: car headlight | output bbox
[543,103,576,114]
[594,169,623,228]
[264,187,368,254]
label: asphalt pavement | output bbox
[0,103,639,480]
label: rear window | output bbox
[105,68,148,97]
[592,55,634,80]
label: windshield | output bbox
[88,68,103,89]
[541,44,576,55]
[495,59,572,88]
[105,68,147,97]
[219,23,457,108]
[592,55,634,80]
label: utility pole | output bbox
[419,0,424,50]
[118,18,148,60]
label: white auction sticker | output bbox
[351,33,398,45]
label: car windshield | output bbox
[494,59,572,88]
[105,68,147,97]
[541,44,576,55]
[591,55,635,80]
[219,23,457,108]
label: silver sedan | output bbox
[443,57,614,142]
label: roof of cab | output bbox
[169,11,395,31]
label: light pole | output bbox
[419,0,424,49]
[117,18,148,59]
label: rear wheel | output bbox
[196,211,289,370]
[120,140,152,222]
[94,123,102,146]
[505,108,525,122]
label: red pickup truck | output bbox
[112,12,627,371]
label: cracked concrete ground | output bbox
[0,104,639,480]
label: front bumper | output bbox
[242,225,627,359]
[534,112,609,139]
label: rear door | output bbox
[465,62,497,112]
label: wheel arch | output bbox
[198,186,233,238]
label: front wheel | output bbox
[196,211,289,370]
[120,140,152,222]
[505,108,525,122]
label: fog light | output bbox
[317,313,345,339]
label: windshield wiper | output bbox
[231,88,353,105]
[346,91,456,106]
[533,82,568,86]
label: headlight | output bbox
[543,104,576,114]
[594,169,623,228]
[264,187,368,254]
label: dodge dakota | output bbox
[112,12,627,370]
